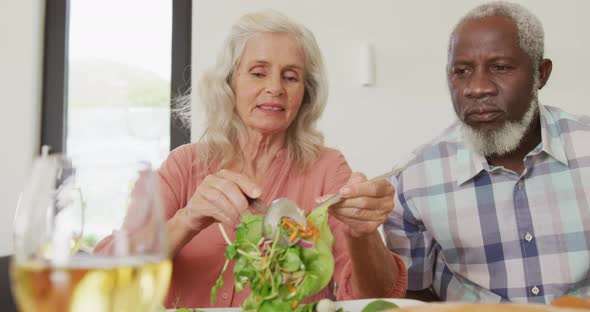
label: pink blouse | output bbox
[99,143,407,308]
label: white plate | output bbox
[168,298,425,311]
[337,298,425,310]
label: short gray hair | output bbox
[175,10,328,169]
[448,1,545,68]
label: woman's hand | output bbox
[326,172,395,238]
[179,169,262,232]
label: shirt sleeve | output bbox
[321,150,407,300]
[384,173,435,291]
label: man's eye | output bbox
[492,65,512,71]
[453,67,469,75]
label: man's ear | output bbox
[537,58,553,90]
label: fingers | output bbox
[340,175,394,199]
[196,185,241,224]
[315,172,394,204]
[333,195,393,210]
[186,169,263,228]
[315,194,335,203]
[329,213,382,236]
[216,169,262,199]
[327,171,396,237]
[329,195,393,223]
[329,205,390,222]
[202,169,262,213]
[206,174,249,212]
[347,172,368,185]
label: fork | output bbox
[312,165,406,211]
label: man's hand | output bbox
[326,172,395,237]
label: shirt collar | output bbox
[538,104,569,166]
[456,104,569,185]
[457,141,488,186]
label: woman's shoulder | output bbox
[159,142,209,175]
[309,147,351,194]
[307,147,350,175]
[316,146,347,163]
[166,142,206,163]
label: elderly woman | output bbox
[160,10,405,308]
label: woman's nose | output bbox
[264,74,285,96]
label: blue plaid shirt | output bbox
[385,105,590,303]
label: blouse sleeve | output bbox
[94,144,196,254]
[157,144,195,220]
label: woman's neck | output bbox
[234,130,286,183]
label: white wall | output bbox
[192,0,590,177]
[0,0,44,255]
[0,1,586,255]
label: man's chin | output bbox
[461,120,525,157]
[463,121,505,133]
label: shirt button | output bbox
[222,292,229,299]
[531,286,540,295]
[517,181,524,189]
[525,232,533,242]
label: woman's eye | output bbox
[284,75,299,82]
[250,72,265,78]
[283,72,300,82]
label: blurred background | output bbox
[1,0,590,256]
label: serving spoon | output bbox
[248,165,407,246]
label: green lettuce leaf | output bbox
[361,299,399,312]
[212,204,335,311]
[295,204,334,301]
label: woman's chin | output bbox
[248,124,289,136]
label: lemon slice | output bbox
[70,271,113,312]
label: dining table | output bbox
[166,298,426,311]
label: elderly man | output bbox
[385,1,590,303]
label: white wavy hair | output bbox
[448,1,545,68]
[175,10,328,169]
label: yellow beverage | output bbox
[39,236,84,258]
[11,256,172,312]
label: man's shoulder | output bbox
[544,105,590,132]
[543,106,590,160]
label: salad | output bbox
[211,204,334,312]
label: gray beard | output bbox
[461,98,539,157]
[461,76,542,157]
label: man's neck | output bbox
[487,118,542,175]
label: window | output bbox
[41,0,191,244]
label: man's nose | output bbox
[463,68,497,98]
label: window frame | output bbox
[170,0,192,149]
[40,0,192,153]
[40,0,69,154]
